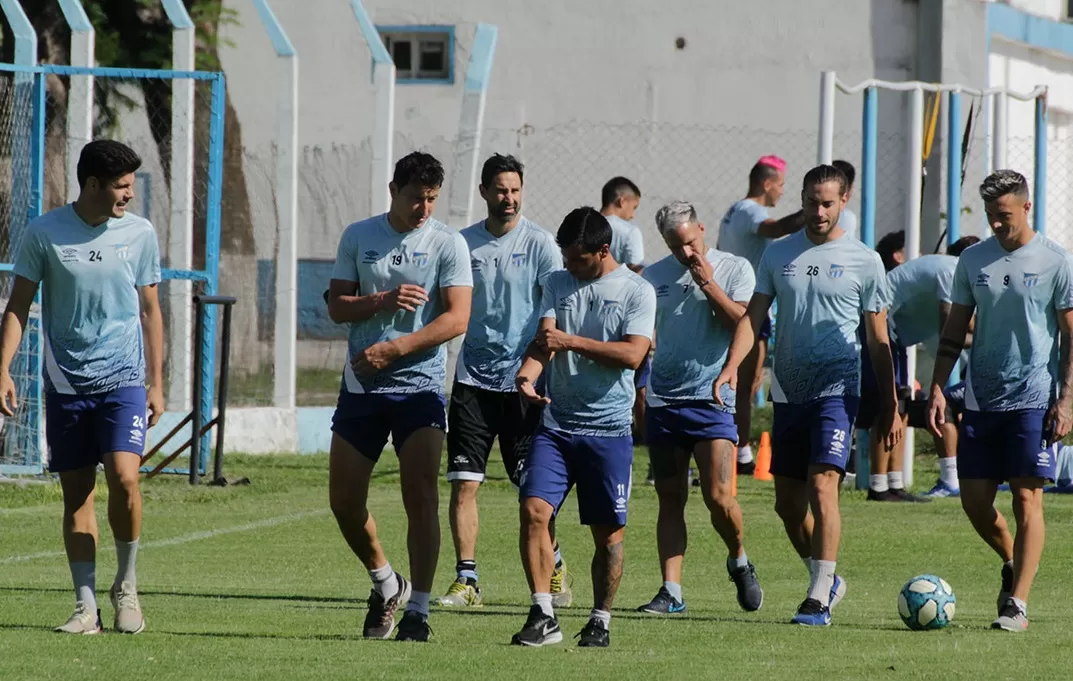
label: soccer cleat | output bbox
[436,577,482,607]
[636,587,687,614]
[109,581,145,634]
[728,562,764,612]
[510,605,563,647]
[550,563,573,608]
[889,488,931,503]
[363,573,411,639]
[997,563,1013,616]
[54,604,102,635]
[992,598,1028,632]
[867,489,907,502]
[923,479,960,498]
[791,598,832,626]
[575,618,610,647]
[829,574,847,610]
[395,610,432,642]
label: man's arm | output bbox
[755,211,805,239]
[863,309,904,450]
[544,332,650,370]
[700,282,748,331]
[327,279,430,324]
[393,285,471,358]
[725,293,772,373]
[931,303,974,389]
[0,277,39,415]
[939,301,973,349]
[1046,308,1073,443]
[139,283,165,425]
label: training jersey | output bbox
[718,198,771,272]
[606,214,645,266]
[456,217,561,392]
[950,234,1073,412]
[755,231,888,404]
[14,204,161,395]
[840,208,859,240]
[332,214,472,395]
[643,249,754,409]
[539,266,656,436]
[887,254,956,347]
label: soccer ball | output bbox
[898,574,956,630]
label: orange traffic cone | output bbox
[754,431,773,481]
[732,446,738,497]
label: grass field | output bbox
[2,423,1072,680]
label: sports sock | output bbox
[70,562,97,612]
[590,608,611,628]
[728,552,750,571]
[114,538,139,590]
[888,471,904,491]
[369,563,399,600]
[1010,597,1027,615]
[553,544,563,569]
[807,559,837,606]
[532,592,554,618]
[663,581,683,602]
[1004,559,1015,572]
[939,457,959,488]
[870,474,889,493]
[405,591,431,617]
[738,445,754,464]
[456,559,478,583]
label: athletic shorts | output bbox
[331,390,446,462]
[757,317,773,342]
[958,409,1057,482]
[519,427,633,526]
[46,386,148,473]
[771,396,859,481]
[446,381,542,485]
[634,354,652,391]
[857,324,908,429]
[646,401,737,480]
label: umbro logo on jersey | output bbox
[656,284,670,298]
[558,296,575,311]
[470,258,482,271]
[1024,273,1040,288]
[60,247,79,263]
[781,264,797,277]
[362,250,380,263]
[828,264,845,279]
[975,273,991,287]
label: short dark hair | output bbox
[748,163,781,192]
[876,230,906,272]
[556,207,612,254]
[480,153,524,188]
[392,151,445,189]
[802,164,848,196]
[77,140,142,189]
[947,235,981,258]
[979,169,1029,202]
[600,176,641,208]
[832,159,856,188]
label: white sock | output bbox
[1010,597,1027,614]
[405,591,431,617]
[939,457,959,488]
[590,608,611,628]
[738,445,754,464]
[888,471,904,490]
[727,553,750,571]
[807,559,837,606]
[70,562,97,612]
[870,474,889,493]
[663,581,683,602]
[114,539,139,590]
[369,563,399,600]
[533,592,554,618]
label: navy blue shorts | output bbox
[331,391,447,462]
[958,409,1057,482]
[771,396,859,481]
[634,354,652,391]
[758,317,773,342]
[646,401,738,480]
[519,427,634,526]
[46,386,147,473]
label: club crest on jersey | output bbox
[114,243,129,260]
[1023,273,1040,288]
[511,253,528,266]
[602,300,622,311]
[362,250,379,263]
[411,252,430,267]
[975,273,991,287]
[828,264,845,279]
[781,263,797,277]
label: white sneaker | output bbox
[110,581,146,634]
[55,603,102,635]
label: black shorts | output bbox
[446,381,543,485]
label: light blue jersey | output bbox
[718,199,770,272]
[888,254,956,347]
[539,266,656,436]
[950,235,1073,412]
[14,204,161,395]
[755,231,888,404]
[606,214,645,266]
[457,217,561,392]
[644,248,754,408]
[840,208,859,240]
[332,214,472,395]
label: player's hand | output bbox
[687,250,715,288]
[0,372,17,417]
[876,396,904,451]
[926,384,947,439]
[352,341,402,377]
[712,366,737,406]
[146,385,165,427]
[383,285,429,313]
[1045,398,1073,445]
[516,377,550,405]
[535,328,572,353]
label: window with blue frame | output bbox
[376,26,454,83]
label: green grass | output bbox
[2,443,1072,680]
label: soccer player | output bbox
[440,154,569,608]
[599,177,646,273]
[831,160,858,240]
[927,170,1073,633]
[714,164,902,626]
[511,207,655,648]
[0,140,163,635]
[326,152,472,642]
[636,201,763,615]
[717,155,805,474]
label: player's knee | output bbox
[329,485,366,522]
[452,480,480,502]
[521,497,553,528]
[774,495,807,524]
[703,482,735,512]
[654,481,688,509]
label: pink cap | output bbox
[756,155,786,172]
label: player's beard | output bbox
[490,202,519,221]
[807,209,841,238]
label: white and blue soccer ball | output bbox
[898,574,956,631]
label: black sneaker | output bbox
[637,586,686,614]
[395,610,431,642]
[889,488,931,503]
[575,618,610,647]
[510,605,563,647]
[866,489,905,502]
[728,562,764,611]
[998,563,1014,616]
[362,573,411,639]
